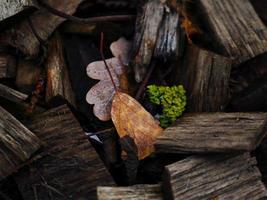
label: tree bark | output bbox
[155,112,267,154]
[15,105,114,200]
[0,106,41,181]
[172,44,232,112]
[45,33,76,106]
[0,0,84,58]
[97,184,163,200]
[163,153,267,200]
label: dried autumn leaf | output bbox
[86,37,132,121]
[111,91,163,160]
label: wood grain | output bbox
[98,184,163,200]
[155,112,267,154]
[163,153,267,200]
[183,0,267,65]
[0,106,41,181]
[172,44,232,112]
[15,105,114,200]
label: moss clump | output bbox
[147,85,186,127]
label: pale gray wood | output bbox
[97,184,163,200]
[155,112,267,154]
[0,0,35,22]
[0,106,41,181]
[163,153,267,200]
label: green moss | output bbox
[147,85,186,127]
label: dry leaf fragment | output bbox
[111,91,163,160]
[86,37,132,121]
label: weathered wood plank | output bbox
[172,44,232,112]
[163,153,267,200]
[0,83,28,103]
[15,105,114,200]
[132,0,182,82]
[97,184,163,200]
[45,33,76,106]
[0,0,84,57]
[181,0,267,65]
[0,106,41,181]
[155,112,267,154]
[0,0,35,22]
[0,53,16,78]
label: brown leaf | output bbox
[111,91,163,160]
[86,37,132,121]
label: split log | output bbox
[163,153,267,200]
[15,105,114,200]
[181,0,267,65]
[0,0,35,22]
[172,45,232,112]
[0,0,84,58]
[0,106,41,181]
[45,33,76,106]
[15,59,41,94]
[0,83,28,103]
[132,0,183,82]
[0,53,16,78]
[155,112,267,154]
[97,184,163,200]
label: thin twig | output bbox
[135,61,157,100]
[37,0,135,23]
[99,32,117,91]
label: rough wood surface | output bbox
[0,53,16,78]
[45,33,76,106]
[15,105,114,200]
[183,0,267,65]
[0,106,41,181]
[97,184,163,200]
[0,0,35,22]
[251,0,267,26]
[173,45,232,112]
[0,0,84,57]
[155,112,267,154]
[163,153,267,200]
[0,83,28,103]
[132,0,182,82]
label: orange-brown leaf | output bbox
[111,91,163,160]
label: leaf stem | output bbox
[100,32,118,91]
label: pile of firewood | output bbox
[0,0,267,199]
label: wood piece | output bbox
[15,105,114,200]
[0,0,84,57]
[0,106,41,181]
[132,0,182,82]
[15,59,41,94]
[155,112,267,154]
[45,33,76,106]
[0,53,16,78]
[97,184,163,200]
[172,44,232,112]
[163,153,267,200]
[0,0,35,22]
[0,83,28,103]
[182,0,267,65]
